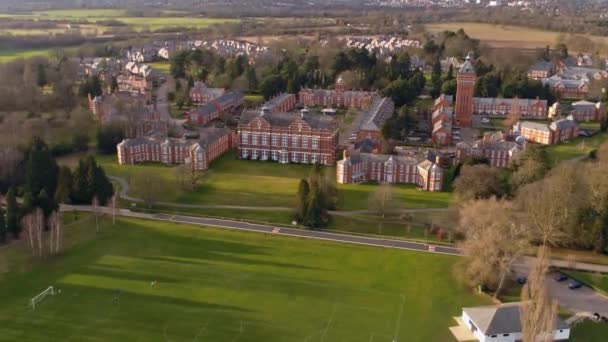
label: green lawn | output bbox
[0,215,489,341]
[96,151,453,211]
[148,61,171,74]
[570,320,608,342]
[544,131,608,164]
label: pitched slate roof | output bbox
[240,110,335,130]
[463,303,569,335]
[359,97,394,132]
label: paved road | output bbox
[61,205,461,256]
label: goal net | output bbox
[31,286,54,309]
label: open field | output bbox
[0,46,80,63]
[0,214,489,341]
[425,22,608,50]
[94,151,453,211]
[148,61,171,74]
[0,9,239,33]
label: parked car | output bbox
[568,281,583,290]
[517,277,527,285]
[553,273,568,282]
[481,117,490,124]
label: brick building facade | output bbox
[513,116,578,145]
[431,94,454,146]
[356,97,395,141]
[186,92,244,126]
[117,128,234,170]
[298,77,377,110]
[189,81,225,104]
[237,108,339,165]
[571,100,605,122]
[263,93,297,113]
[456,136,525,168]
[455,54,548,127]
[336,151,444,192]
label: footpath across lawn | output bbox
[96,151,453,211]
[0,215,488,341]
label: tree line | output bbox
[0,137,114,249]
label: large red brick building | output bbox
[298,77,378,110]
[570,100,605,122]
[189,81,226,104]
[117,128,234,170]
[237,108,339,165]
[356,97,395,141]
[186,92,243,126]
[264,93,297,113]
[456,134,525,168]
[431,94,454,146]
[513,116,579,145]
[455,54,548,127]
[336,150,444,192]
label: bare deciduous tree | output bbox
[21,208,45,258]
[92,197,101,233]
[368,183,395,218]
[47,211,63,254]
[520,246,558,342]
[457,198,529,297]
[515,163,587,247]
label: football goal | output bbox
[31,286,54,309]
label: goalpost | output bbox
[31,286,54,309]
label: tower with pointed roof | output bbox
[455,54,476,127]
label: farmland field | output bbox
[425,22,608,50]
[0,215,489,341]
[0,9,239,33]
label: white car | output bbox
[481,117,490,124]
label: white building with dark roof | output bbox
[461,302,570,342]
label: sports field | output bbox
[0,215,489,341]
[425,22,608,50]
[95,151,453,210]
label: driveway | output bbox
[512,263,608,317]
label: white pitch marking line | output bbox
[320,303,338,342]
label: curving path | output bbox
[108,175,452,215]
